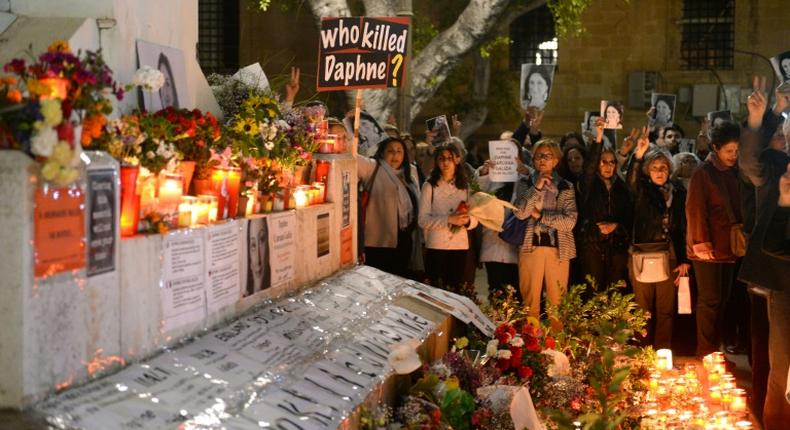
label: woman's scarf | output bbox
[381,162,417,230]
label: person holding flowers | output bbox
[419,143,478,291]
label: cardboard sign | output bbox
[488,140,519,182]
[86,169,116,277]
[317,16,410,91]
[34,188,86,278]
[268,211,296,287]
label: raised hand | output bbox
[634,126,650,159]
[284,67,300,105]
[451,114,462,136]
[594,117,605,143]
[646,106,657,128]
[525,106,544,131]
[620,127,640,156]
[747,75,767,130]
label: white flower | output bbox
[485,339,499,358]
[267,126,277,141]
[131,65,165,92]
[30,126,58,157]
[541,349,571,378]
[264,141,275,151]
[497,349,512,360]
[388,339,421,375]
[146,151,155,159]
[510,336,524,348]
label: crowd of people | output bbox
[343,77,790,429]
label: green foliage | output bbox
[440,388,476,430]
[547,278,647,361]
[548,0,629,37]
[412,13,439,57]
[479,36,510,59]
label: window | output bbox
[680,0,735,70]
[198,0,240,75]
[509,5,558,70]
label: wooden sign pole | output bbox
[352,89,363,157]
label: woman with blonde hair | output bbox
[513,139,578,316]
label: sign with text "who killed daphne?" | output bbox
[317,16,410,91]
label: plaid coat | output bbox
[513,174,578,261]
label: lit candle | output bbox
[707,371,721,385]
[735,420,752,429]
[158,171,183,216]
[656,349,673,371]
[197,194,218,223]
[244,191,256,217]
[318,134,336,154]
[709,386,722,403]
[314,182,326,203]
[177,196,195,228]
[294,187,309,208]
[730,388,747,414]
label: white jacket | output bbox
[475,171,520,264]
[418,180,478,250]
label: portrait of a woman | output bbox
[246,217,271,296]
[601,100,624,130]
[652,94,675,129]
[521,64,554,111]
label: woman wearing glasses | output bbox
[575,118,632,291]
[626,130,690,350]
[418,144,478,291]
[513,139,578,317]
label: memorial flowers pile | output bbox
[0,40,121,186]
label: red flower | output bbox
[495,323,516,344]
[524,335,541,352]
[4,58,26,74]
[571,398,582,411]
[544,336,556,350]
[57,122,74,143]
[509,346,524,368]
[496,357,511,371]
[518,365,533,379]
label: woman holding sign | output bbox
[512,139,577,318]
[476,139,532,299]
[419,144,479,291]
[358,137,420,278]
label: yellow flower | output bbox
[40,99,63,126]
[27,79,53,98]
[232,117,259,136]
[526,316,541,329]
[454,337,469,350]
[47,40,71,53]
[55,167,79,187]
[50,141,73,165]
[445,376,460,391]
[40,161,60,181]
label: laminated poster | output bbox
[205,220,242,312]
[161,230,206,332]
[268,211,296,287]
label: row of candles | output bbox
[121,163,331,235]
[643,350,752,429]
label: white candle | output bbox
[294,187,309,209]
[656,349,673,371]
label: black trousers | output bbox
[578,245,629,293]
[365,230,413,278]
[484,262,519,298]
[425,248,468,291]
[749,290,770,426]
[693,260,736,357]
[723,260,750,350]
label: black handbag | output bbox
[498,212,527,246]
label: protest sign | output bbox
[488,140,519,182]
[317,16,410,91]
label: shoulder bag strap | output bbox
[366,161,381,193]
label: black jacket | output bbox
[737,128,790,291]
[576,139,632,253]
[626,155,689,264]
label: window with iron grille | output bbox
[680,0,735,70]
[509,5,557,70]
[198,0,240,75]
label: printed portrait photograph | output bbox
[520,63,556,111]
[245,217,271,296]
[136,40,189,111]
[600,100,624,130]
[770,50,790,83]
[426,114,451,145]
[651,93,676,129]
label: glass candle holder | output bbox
[178,196,198,228]
[158,171,184,219]
[120,165,140,237]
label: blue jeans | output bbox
[764,288,790,430]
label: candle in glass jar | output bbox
[735,420,752,429]
[294,187,309,208]
[709,386,722,403]
[197,194,218,223]
[656,349,673,371]
[314,182,326,203]
[158,171,184,215]
[708,371,721,385]
[178,196,197,228]
[730,389,747,414]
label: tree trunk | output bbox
[457,49,491,142]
